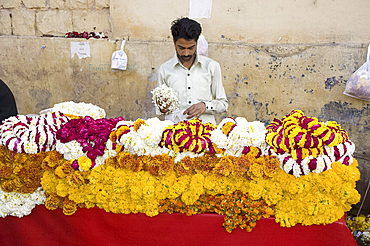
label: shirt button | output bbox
[188,101,191,104]
[188,87,191,90]
[187,73,190,76]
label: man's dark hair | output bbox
[171,17,202,42]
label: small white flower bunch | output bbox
[152,84,180,114]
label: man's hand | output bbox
[157,98,172,114]
[183,102,206,119]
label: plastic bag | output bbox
[343,44,370,101]
[197,34,208,57]
[111,40,128,71]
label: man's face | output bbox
[174,38,197,64]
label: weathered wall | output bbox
[0,0,369,212]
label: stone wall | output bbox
[0,0,369,213]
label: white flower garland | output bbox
[277,140,355,177]
[49,101,106,119]
[0,112,69,154]
[0,187,46,218]
[117,118,173,156]
[152,85,180,114]
[210,117,269,157]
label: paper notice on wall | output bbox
[189,0,213,19]
[71,42,91,59]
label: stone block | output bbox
[36,10,73,36]
[0,9,11,35]
[48,0,66,9]
[94,0,109,9]
[72,9,111,33]
[22,0,46,8]
[0,0,21,8]
[12,8,36,36]
[66,0,88,10]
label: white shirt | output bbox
[157,53,228,125]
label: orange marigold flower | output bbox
[1,179,20,193]
[222,122,236,136]
[45,193,63,210]
[66,172,86,186]
[0,164,12,179]
[133,119,147,132]
[63,197,78,215]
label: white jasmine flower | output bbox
[152,84,180,114]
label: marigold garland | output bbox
[0,145,46,193]
[266,110,349,160]
[160,118,216,153]
[158,191,274,233]
[37,149,360,233]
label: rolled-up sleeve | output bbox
[202,62,228,114]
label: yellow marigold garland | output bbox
[37,149,360,233]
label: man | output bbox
[0,79,18,123]
[157,17,228,125]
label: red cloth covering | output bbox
[0,206,356,246]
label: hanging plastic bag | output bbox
[111,40,127,71]
[197,34,208,57]
[343,44,370,101]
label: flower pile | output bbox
[0,112,69,154]
[0,106,362,233]
[152,84,180,114]
[266,110,352,177]
[40,150,280,226]
[38,147,360,232]
[55,116,124,171]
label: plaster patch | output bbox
[29,88,52,110]
[324,76,344,90]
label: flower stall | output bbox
[0,102,359,245]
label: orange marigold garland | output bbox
[159,191,274,233]
[0,145,46,193]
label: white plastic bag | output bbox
[197,34,208,57]
[343,44,370,101]
[111,40,128,71]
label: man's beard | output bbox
[177,52,196,63]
